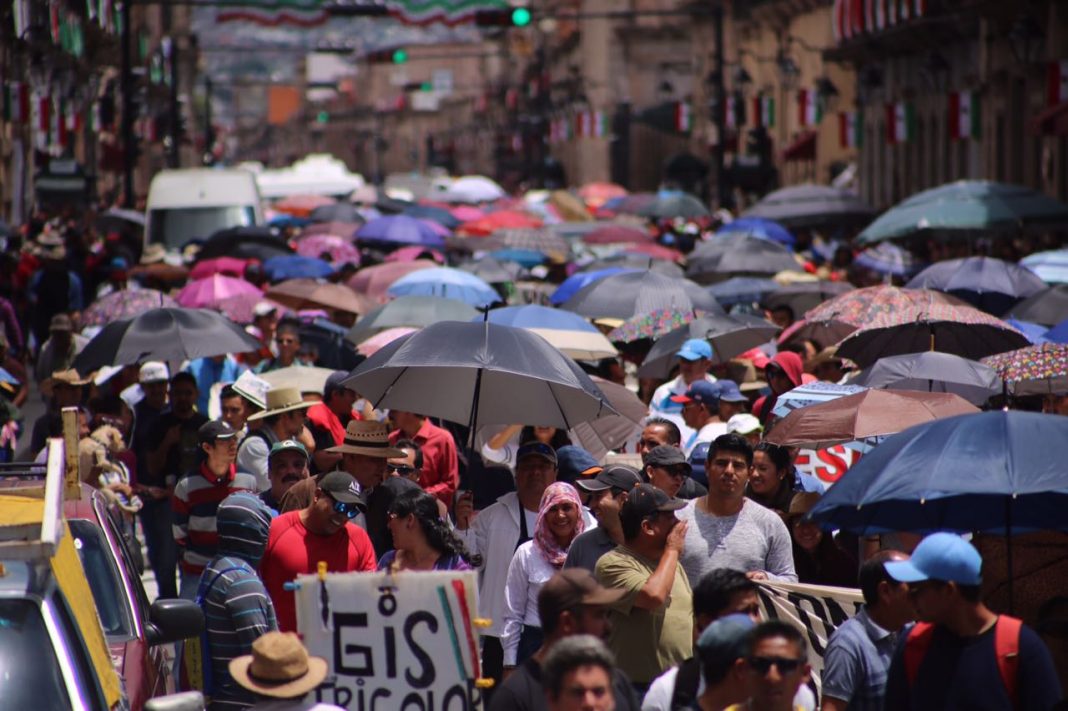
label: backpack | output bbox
[178,564,245,695]
[669,657,702,710]
[904,615,1022,707]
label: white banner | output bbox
[757,580,864,693]
[295,570,486,710]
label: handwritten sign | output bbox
[295,570,486,710]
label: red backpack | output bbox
[904,615,1022,706]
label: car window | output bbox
[0,599,73,709]
[49,589,113,711]
[99,507,153,627]
[70,518,136,639]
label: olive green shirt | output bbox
[595,544,693,684]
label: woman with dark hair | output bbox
[747,442,824,516]
[378,489,481,572]
[787,492,858,586]
[480,424,572,471]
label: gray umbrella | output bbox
[849,351,1002,405]
[459,256,524,284]
[637,193,710,219]
[345,296,478,344]
[561,270,722,319]
[686,234,804,283]
[638,313,781,378]
[343,321,615,431]
[580,254,685,278]
[742,183,876,229]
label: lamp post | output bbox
[120,0,135,207]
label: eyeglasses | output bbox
[329,496,361,519]
[748,656,802,675]
[387,464,416,476]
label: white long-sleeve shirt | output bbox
[501,540,560,665]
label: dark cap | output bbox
[619,483,686,532]
[199,419,238,444]
[575,464,642,493]
[49,313,73,332]
[517,441,558,466]
[323,370,353,399]
[556,446,602,483]
[696,613,755,667]
[715,380,749,403]
[318,470,367,509]
[644,445,692,473]
[538,569,626,624]
[670,380,720,406]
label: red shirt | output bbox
[390,419,459,508]
[260,510,377,632]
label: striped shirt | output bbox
[201,555,278,710]
[173,463,258,575]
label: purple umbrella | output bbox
[82,289,178,328]
[355,215,446,248]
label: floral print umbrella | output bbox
[982,343,1068,395]
[82,289,178,328]
[805,285,966,326]
[608,308,701,343]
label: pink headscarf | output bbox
[533,482,586,568]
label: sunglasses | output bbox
[387,464,416,476]
[329,496,361,519]
[748,656,802,675]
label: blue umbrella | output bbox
[387,267,500,307]
[262,255,336,282]
[268,214,310,228]
[550,268,639,305]
[706,277,780,306]
[402,204,461,229]
[1043,318,1068,344]
[490,249,546,268]
[356,215,445,248]
[716,217,795,247]
[905,256,1047,315]
[1006,318,1050,344]
[481,305,600,333]
[853,242,923,277]
[1020,249,1068,284]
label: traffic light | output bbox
[392,48,408,64]
[365,47,407,63]
[475,7,534,27]
[316,110,329,124]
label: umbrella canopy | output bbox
[804,285,967,326]
[95,207,145,232]
[216,294,290,324]
[402,204,462,229]
[267,279,374,315]
[259,365,338,395]
[598,192,656,217]
[357,327,418,356]
[346,296,478,344]
[905,256,1047,314]
[570,376,646,460]
[189,257,253,280]
[176,274,261,310]
[765,389,979,450]
[707,277,781,306]
[386,267,500,307]
[308,202,364,224]
[1020,249,1068,284]
[853,242,924,277]
[197,226,292,262]
[849,351,1002,405]
[383,246,445,264]
[549,190,593,221]
[777,318,858,348]
[687,233,803,283]
[355,215,446,248]
[460,256,523,284]
[343,321,614,430]
[1044,318,1068,344]
[347,260,438,302]
[580,254,685,278]
[581,224,653,245]
[1005,285,1068,327]
[856,180,1068,245]
[82,289,179,328]
[459,211,543,237]
[300,221,362,239]
[807,411,1068,534]
[1007,318,1052,344]
[771,381,868,419]
[763,281,854,317]
[637,193,710,219]
[636,312,781,377]
[550,268,637,305]
[715,217,795,247]
[262,255,336,282]
[624,243,684,262]
[437,175,506,203]
[578,182,628,208]
[294,234,361,264]
[741,184,875,229]
[483,227,569,256]
[274,194,335,217]
[561,270,722,320]
[73,308,262,371]
[982,343,1068,396]
[483,305,617,360]
[490,249,546,268]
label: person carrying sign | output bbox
[882,533,1062,710]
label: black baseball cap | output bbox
[644,445,692,474]
[318,470,367,509]
[619,483,686,532]
[575,464,642,493]
[199,419,238,444]
[517,441,558,466]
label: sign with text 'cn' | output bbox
[296,570,486,711]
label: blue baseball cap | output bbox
[670,379,720,406]
[715,380,748,403]
[676,338,713,361]
[696,613,755,666]
[885,532,982,586]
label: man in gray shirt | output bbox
[676,433,796,584]
[566,465,642,573]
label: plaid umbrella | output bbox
[805,286,966,326]
[82,289,178,328]
[982,343,1068,395]
[483,227,569,256]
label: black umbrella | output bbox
[73,308,263,372]
[762,281,854,317]
[686,234,803,283]
[403,204,462,229]
[638,313,780,378]
[741,184,876,229]
[561,270,722,320]
[308,202,365,224]
[1005,285,1068,327]
[196,226,293,261]
[637,193,710,219]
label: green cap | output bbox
[268,439,308,461]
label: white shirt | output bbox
[683,421,728,456]
[501,540,560,665]
[251,701,346,711]
[480,440,518,471]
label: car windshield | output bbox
[70,518,136,639]
[150,205,256,250]
[0,599,72,709]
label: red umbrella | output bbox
[189,257,253,280]
[624,243,684,262]
[459,210,543,237]
[273,194,335,218]
[582,224,653,245]
[579,182,628,208]
[347,260,439,302]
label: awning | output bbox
[782,131,817,162]
[1032,100,1068,136]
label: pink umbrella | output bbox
[189,257,253,280]
[625,243,684,262]
[384,246,445,264]
[222,294,291,324]
[347,260,439,302]
[357,327,418,356]
[450,205,485,222]
[295,234,361,265]
[176,274,262,310]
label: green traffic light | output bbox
[316,110,329,124]
[392,48,408,64]
[511,8,532,26]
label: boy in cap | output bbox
[648,338,717,446]
[883,532,1061,710]
[672,381,727,456]
[566,465,643,574]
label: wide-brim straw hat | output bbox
[325,420,405,458]
[246,386,312,422]
[229,631,329,699]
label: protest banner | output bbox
[295,570,487,710]
[794,444,863,485]
[757,580,864,692]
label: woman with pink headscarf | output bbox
[500,481,586,669]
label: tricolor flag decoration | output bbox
[838,111,862,148]
[593,110,609,138]
[885,102,914,144]
[797,89,823,127]
[3,82,30,123]
[1047,60,1068,108]
[216,0,329,28]
[752,95,775,127]
[675,101,692,133]
[948,91,979,141]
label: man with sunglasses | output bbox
[255,318,302,374]
[643,445,707,501]
[260,470,377,632]
[387,439,424,484]
[738,621,812,711]
[566,465,642,574]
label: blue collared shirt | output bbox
[822,606,898,711]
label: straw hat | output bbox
[41,369,91,398]
[325,420,404,458]
[246,386,312,422]
[140,243,167,265]
[229,631,328,699]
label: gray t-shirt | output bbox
[676,497,797,585]
[563,526,617,574]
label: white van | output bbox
[145,168,264,251]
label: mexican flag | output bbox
[675,102,692,133]
[948,91,979,140]
[798,89,823,127]
[593,110,609,138]
[1047,60,1068,107]
[752,95,775,127]
[3,82,29,123]
[838,111,862,148]
[885,102,914,144]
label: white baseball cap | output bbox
[139,361,170,384]
[232,370,269,411]
[726,413,763,436]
